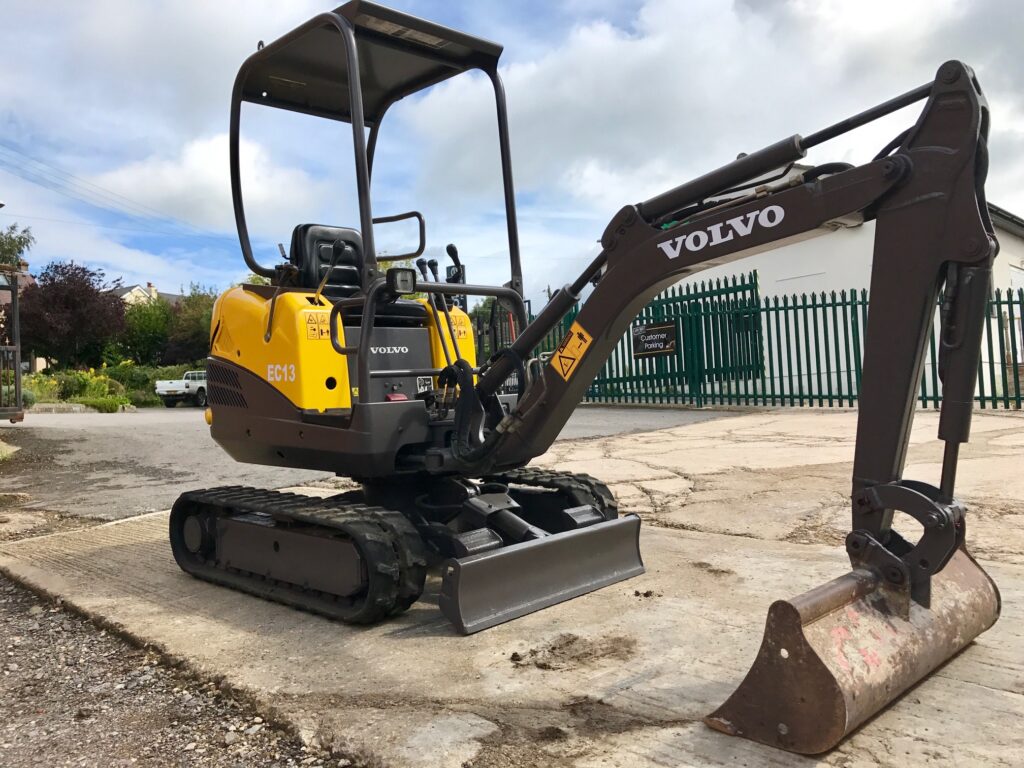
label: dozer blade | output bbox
[439,514,644,634]
[705,547,1000,754]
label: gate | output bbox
[586,273,759,406]
[0,265,24,422]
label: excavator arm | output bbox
[439,59,1000,752]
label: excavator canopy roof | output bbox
[239,0,503,124]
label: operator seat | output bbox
[289,224,363,298]
[288,223,427,326]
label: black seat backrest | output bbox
[289,224,363,298]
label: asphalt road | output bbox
[0,405,728,520]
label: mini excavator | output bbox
[171,1,1001,754]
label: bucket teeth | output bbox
[705,546,1000,754]
[438,515,644,634]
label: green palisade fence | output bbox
[477,275,1024,410]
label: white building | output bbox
[649,201,1024,406]
[680,203,1024,298]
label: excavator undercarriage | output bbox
[170,0,1002,755]
[171,469,642,633]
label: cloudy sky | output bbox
[1,0,1020,302]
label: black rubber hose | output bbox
[488,347,527,400]
[802,162,855,183]
[441,359,506,466]
[873,127,912,161]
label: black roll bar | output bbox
[231,17,524,299]
[230,13,379,281]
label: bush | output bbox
[22,373,58,402]
[0,384,31,407]
[71,395,130,413]
[154,363,197,381]
[55,371,89,400]
[46,369,122,400]
[105,362,152,391]
[128,389,162,408]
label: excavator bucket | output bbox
[705,547,1000,754]
[438,514,644,634]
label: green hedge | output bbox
[104,362,205,393]
[128,389,162,408]
[21,363,204,409]
[71,395,131,413]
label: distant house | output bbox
[113,282,183,307]
[0,260,46,373]
[0,260,33,309]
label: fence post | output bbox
[1008,288,1022,409]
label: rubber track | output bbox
[482,468,619,520]
[319,490,429,612]
[170,486,426,624]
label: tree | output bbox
[20,261,126,368]
[163,283,218,364]
[468,296,495,323]
[121,298,173,365]
[0,223,34,267]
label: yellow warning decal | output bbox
[305,311,331,340]
[552,320,593,381]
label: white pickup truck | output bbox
[155,370,208,408]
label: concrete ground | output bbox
[0,406,726,520]
[1,409,1023,767]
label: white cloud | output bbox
[378,0,1024,295]
[88,134,336,240]
[0,1,322,155]
[3,0,1023,297]
[0,167,240,291]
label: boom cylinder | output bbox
[477,283,581,397]
[637,135,806,222]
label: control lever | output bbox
[445,243,467,310]
[429,258,462,360]
[445,243,462,274]
[417,258,453,367]
[314,241,352,306]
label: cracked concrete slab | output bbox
[1,409,1023,767]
